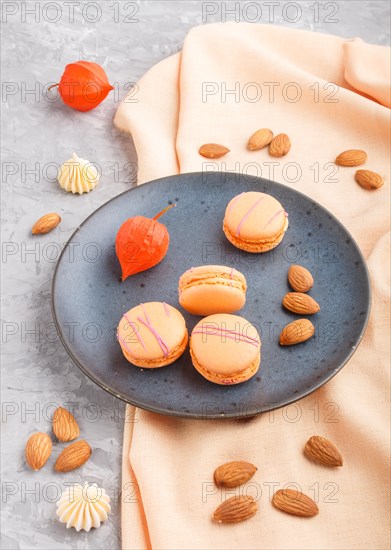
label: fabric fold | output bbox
[343,39,391,107]
[116,23,390,549]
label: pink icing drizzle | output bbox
[137,306,170,357]
[192,330,259,347]
[227,192,245,214]
[263,208,284,229]
[192,326,259,347]
[141,303,151,324]
[163,302,170,317]
[123,313,147,350]
[117,331,135,357]
[236,196,266,236]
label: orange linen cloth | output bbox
[115,24,390,550]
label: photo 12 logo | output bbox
[202,1,339,24]
[1,480,138,504]
[201,160,340,187]
[1,2,140,24]
[1,157,138,203]
[1,80,139,106]
[202,80,340,105]
[201,239,340,266]
[1,399,133,425]
[201,479,340,504]
[200,399,341,423]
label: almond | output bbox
[214,461,257,488]
[54,440,91,472]
[269,133,291,157]
[279,319,315,346]
[247,128,273,151]
[355,169,384,190]
[199,143,230,159]
[52,407,80,442]
[32,213,61,235]
[213,495,258,524]
[25,432,52,471]
[304,435,343,467]
[335,149,367,166]
[282,292,320,315]
[272,489,319,517]
[288,265,314,292]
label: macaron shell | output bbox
[117,302,187,367]
[179,265,246,287]
[180,284,245,315]
[179,265,247,315]
[224,192,287,241]
[190,348,260,385]
[122,332,188,368]
[223,216,289,253]
[190,314,261,382]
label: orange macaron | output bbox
[190,314,261,385]
[178,265,247,316]
[223,191,288,253]
[117,302,188,368]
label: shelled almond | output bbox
[355,169,384,190]
[214,461,257,488]
[213,495,258,523]
[335,149,367,166]
[304,435,343,467]
[25,432,52,471]
[52,407,80,442]
[279,319,315,346]
[199,143,230,159]
[54,440,92,472]
[283,292,320,315]
[269,133,291,157]
[32,213,61,235]
[247,128,273,150]
[288,265,314,292]
[272,489,318,517]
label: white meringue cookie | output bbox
[58,153,100,194]
[56,483,111,532]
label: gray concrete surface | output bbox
[1,1,389,548]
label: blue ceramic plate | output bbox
[52,172,370,419]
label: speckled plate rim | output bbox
[51,172,371,419]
